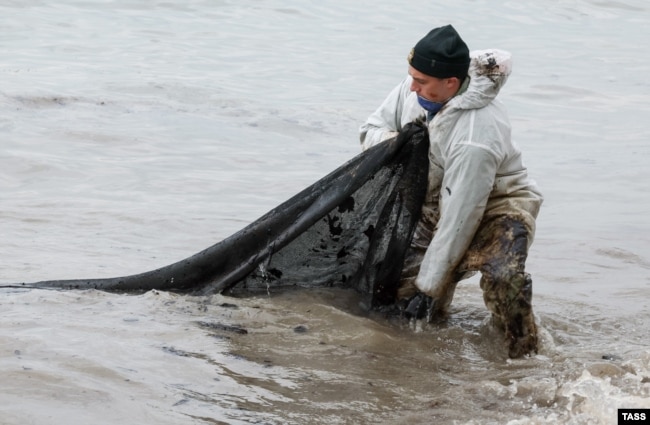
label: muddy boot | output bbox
[482,272,538,358]
[505,273,538,358]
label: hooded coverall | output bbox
[359,49,543,358]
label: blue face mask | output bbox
[417,95,445,120]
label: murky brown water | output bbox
[3,283,648,424]
[2,0,649,424]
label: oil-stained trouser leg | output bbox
[459,215,538,358]
[397,214,538,358]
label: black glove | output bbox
[402,292,434,320]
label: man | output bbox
[359,25,543,358]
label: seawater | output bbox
[1,1,649,424]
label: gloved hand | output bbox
[402,292,435,321]
[397,117,428,141]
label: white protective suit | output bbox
[359,49,543,298]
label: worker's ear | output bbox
[445,77,460,89]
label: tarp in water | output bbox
[5,123,429,312]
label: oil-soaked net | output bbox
[6,123,429,310]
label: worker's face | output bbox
[408,66,459,102]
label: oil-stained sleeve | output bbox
[414,141,500,295]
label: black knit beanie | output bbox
[407,25,470,79]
